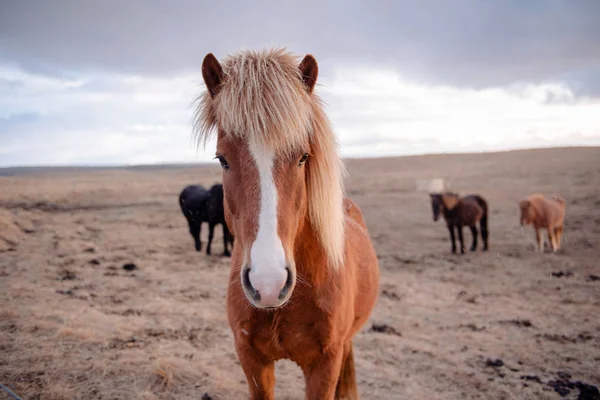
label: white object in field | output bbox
[416,178,447,193]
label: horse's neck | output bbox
[293,216,330,287]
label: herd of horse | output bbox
[175,48,567,399]
[180,186,567,258]
[429,191,566,254]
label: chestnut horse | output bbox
[519,193,566,252]
[194,49,380,399]
[430,192,489,254]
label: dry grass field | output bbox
[1,147,599,399]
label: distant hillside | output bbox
[0,146,597,177]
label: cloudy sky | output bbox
[1,0,599,166]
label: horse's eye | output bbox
[298,153,309,166]
[215,155,229,171]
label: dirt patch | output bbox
[0,209,31,251]
[485,358,504,368]
[370,322,402,336]
[498,319,534,328]
[547,371,600,399]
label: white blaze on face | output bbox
[247,141,288,305]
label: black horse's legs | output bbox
[222,224,231,257]
[448,225,457,254]
[457,225,465,254]
[470,225,478,251]
[207,223,215,255]
[481,223,489,251]
[189,220,201,252]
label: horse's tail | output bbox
[474,195,489,249]
[335,342,359,400]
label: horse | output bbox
[194,48,380,399]
[178,183,234,256]
[430,192,489,254]
[519,193,566,253]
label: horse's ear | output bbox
[299,54,318,94]
[202,53,224,99]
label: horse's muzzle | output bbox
[241,265,295,308]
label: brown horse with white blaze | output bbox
[194,49,380,399]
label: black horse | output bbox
[430,192,489,254]
[179,184,234,256]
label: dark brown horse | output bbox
[430,192,489,254]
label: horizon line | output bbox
[0,144,597,170]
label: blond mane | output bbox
[193,48,346,270]
[441,192,460,210]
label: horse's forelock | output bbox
[195,48,312,155]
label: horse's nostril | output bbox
[278,267,293,300]
[243,267,261,301]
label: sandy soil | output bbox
[1,147,599,400]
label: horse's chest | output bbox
[248,314,329,365]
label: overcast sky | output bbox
[1,0,599,166]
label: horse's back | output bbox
[180,185,206,201]
[529,193,565,226]
[179,185,208,217]
[526,193,545,204]
[460,195,485,224]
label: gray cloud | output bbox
[1,0,599,89]
[1,0,599,167]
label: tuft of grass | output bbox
[152,361,177,391]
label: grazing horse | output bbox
[194,48,380,399]
[519,193,566,253]
[430,192,489,254]
[179,183,234,256]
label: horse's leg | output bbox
[547,226,558,252]
[305,345,345,400]
[335,341,358,400]
[207,223,215,255]
[481,217,489,251]
[236,343,275,400]
[470,225,478,252]
[448,225,457,254]
[222,224,232,257]
[555,225,563,250]
[189,220,201,251]
[457,225,465,254]
[535,227,543,253]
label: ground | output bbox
[1,147,599,400]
